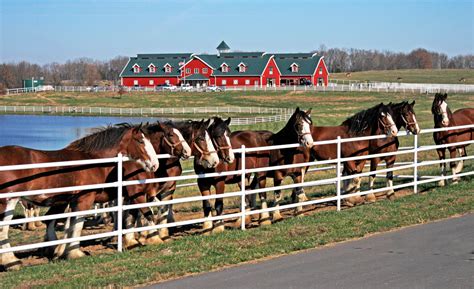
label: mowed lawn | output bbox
[0,89,473,287]
[331,69,474,84]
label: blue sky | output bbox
[1,0,472,64]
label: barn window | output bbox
[194,68,199,74]
[222,79,227,85]
[291,63,299,73]
[164,63,172,73]
[133,64,140,74]
[254,80,259,86]
[238,62,247,73]
[203,68,208,74]
[149,79,154,85]
[148,64,156,74]
[221,63,229,73]
[233,79,238,85]
[186,68,191,74]
[319,67,323,74]
[269,67,273,75]
[245,79,250,85]
[133,79,139,86]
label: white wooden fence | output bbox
[0,105,293,125]
[0,124,473,256]
[6,82,474,95]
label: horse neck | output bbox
[273,118,298,145]
[391,107,405,130]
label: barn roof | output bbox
[216,41,230,50]
[273,53,323,76]
[120,53,192,77]
[195,54,272,76]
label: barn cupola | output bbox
[148,63,156,73]
[290,62,299,73]
[217,40,230,56]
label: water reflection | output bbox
[0,115,158,150]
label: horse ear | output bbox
[203,118,211,128]
[225,117,231,125]
[411,100,415,106]
[381,112,386,117]
[444,93,448,99]
[305,108,312,116]
[295,107,300,113]
[134,123,142,133]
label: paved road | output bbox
[149,214,474,289]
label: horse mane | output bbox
[341,103,384,136]
[66,123,133,153]
[173,120,205,141]
[208,116,230,136]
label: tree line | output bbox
[1,48,473,89]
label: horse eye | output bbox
[137,139,144,144]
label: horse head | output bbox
[378,104,398,137]
[207,117,235,164]
[292,107,314,148]
[432,93,450,127]
[125,124,159,172]
[394,101,420,134]
[154,122,192,160]
[193,119,220,168]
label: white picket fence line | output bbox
[0,105,293,125]
[0,124,473,256]
[6,81,474,95]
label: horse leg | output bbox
[63,195,96,260]
[123,208,140,249]
[41,204,68,258]
[0,197,21,271]
[139,208,163,245]
[367,158,380,202]
[157,190,174,241]
[272,178,284,222]
[34,205,43,228]
[385,157,396,200]
[292,172,307,216]
[19,201,33,231]
[437,149,447,186]
[212,181,226,234]
[255,174,271,226]
[450,148,461,184]
[200,187,214,235]
[342,163,363,206]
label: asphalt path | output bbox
[148,214,474,289]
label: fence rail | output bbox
[0,124,473,256]
[0,105,293,125]
[6,81,474,95]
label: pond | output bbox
[0,114,159,150]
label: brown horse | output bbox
[308,103,398,206]
[432,93,474,186]
[122,120,226,247]
[0,124,159,270]
[195,108,314,232]
[368,101,420,200]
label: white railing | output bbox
[1,124,473,256]
[0,105,293,125]
[6,82,474,95]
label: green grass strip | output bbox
[1,179,473,288]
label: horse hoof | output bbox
[124,238,140,250]
[438,180,446,187]
[1,255,22,271]
[365,193,376,203]
[272,211,283,222]
[66,249,86,259]
[145,235,164,245]
[294,208,305,217]
[387,192,396,201]
[342,200,355,207]
[259,219,272,226]
[202,220,213,235]
[35,221,44,228]
[212,224,225,234]
[26,223,37,231]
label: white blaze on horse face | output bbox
[224,131,235,163]
[204,130,220,168]
[412,114,421,134]
[440,101,449,126]
[301,118,314,148]
[173,128,191,158]
[385,113,398,136]
[142,133,159,172]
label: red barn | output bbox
[120,41,329,87]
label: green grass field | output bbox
[0,87,473,287]
[331,69,474,84]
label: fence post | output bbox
[336,136,342,211]
[413,134,418,194]
[240,145,246,230]
[117,153,124,252]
